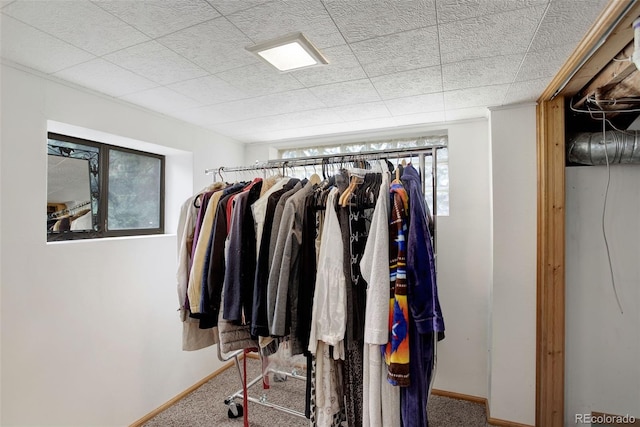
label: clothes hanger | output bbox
[308,161,321,185]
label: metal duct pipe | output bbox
[567,130,640,165]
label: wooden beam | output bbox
[536,96,566,427]
[599,68,640,101]
[539,0,640,101]
[573,41,636,108]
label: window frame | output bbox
[47,132,165,241]
[278,136,449,216]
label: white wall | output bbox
[0,64,244,426]
[565,165,640,424]
[244,119,494,401]
[488,104,537,425]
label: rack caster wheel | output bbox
[227,402,243,419]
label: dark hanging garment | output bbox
[334,171,364,427]
[400,164,445,427]
[296,189,320,352]
[223,179,263,325]
[251,179,299,337]
[201,183,245,328]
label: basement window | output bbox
[280,135,449,216]
[47,132,165,241]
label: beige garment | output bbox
[252,177,290,258]
[315,341,346,427]
[259,174,280,197]
[218,295,258,353]
[187,188,225,313]
[177,184,225,351]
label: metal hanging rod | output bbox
[205,145,447,175]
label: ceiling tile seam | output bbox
[205,0,269,17]
[221,114,346,134]
[187,102,360,127]
[502,1,552,105]
[48,56,102,76]
[90,0,226,42]
[89,0,157,40]
[4,59,200,123]
[438,50,531,66]
[171,85,327,111]
[365,64,442,81]
[434,0,549,26]
[149,33,230,80]
[433,1,446,116]
[219,12,258,44]
[317,1,392,119]
[118,85,210,109]
[0,11,100,68]
[168,71,259,104]
[95,53,210,99]
[442,82,512,95]
[340,22,439,48]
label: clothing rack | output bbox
[208,144,446,422]
[206,144,446,254]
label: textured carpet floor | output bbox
[143,357,490,426]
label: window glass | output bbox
[280,136,449,215]
[108,149,162,230]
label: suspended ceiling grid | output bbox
[0,0,608,143]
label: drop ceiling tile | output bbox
[439,5,547,64]
[158,18,257,74]
[392,111,445,126]
[444,106,488,122]
[171,104,231,127]
[350,26,440,77]
[215,108,343,135]
[370,66,442,100]
[120,87,203,114]
[215,62,304,97]
[94,0,220,39]
[331,102,391,121]
[514,45,575,82]
[168,75,248,105]
[323,0,436,43]
[2,0,149,56]
[503,77,549,104]
[290,44,367,87]
[436,0,547,24]
[103,40,208,85]
[441,54,522,91]
[189,88,328,124]
[227,0,344,49]
[444,84,511,110]
[1,1,16,7]
[384,92,444,116]
[206,0,271,16]
[53,58,158,97]
[308,79,381,107]
[246,118,401,143]
[250,88,328,116]
[529,0,608,52]
[0,15,95,74]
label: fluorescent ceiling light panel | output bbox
[247,32,328,72]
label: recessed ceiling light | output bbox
[246,32,328,72]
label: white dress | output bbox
[360,172,400,427]
[308,187,346,359]
[309,187,348,427]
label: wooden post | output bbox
[536,96,566,427]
